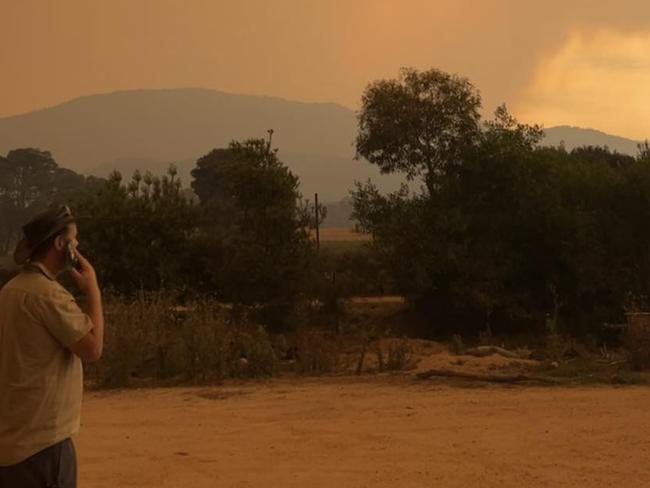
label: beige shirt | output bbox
[0,262,93,466]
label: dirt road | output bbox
[76,378,650,487]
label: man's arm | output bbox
[69,252,104,362]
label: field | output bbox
[312,226,370,253]
[316,227,370,242]
[77,378,650,487]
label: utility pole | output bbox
[314,192,320,251]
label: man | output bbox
[0,204,104,488]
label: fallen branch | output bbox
[595,359,628,366]
[463,346,528,360]
[416,368,567,384]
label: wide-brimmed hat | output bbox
[13,204,75,265]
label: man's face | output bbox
[54,223,79,266]
[65,223,79,250]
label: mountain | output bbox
[0,88,644,202]
[0,88,401,201]
[543,126,641,155]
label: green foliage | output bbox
[0,148,88,254]
[190,138,318,311]
[316,244,389,298]
[71,166,199,293]
[353,67,650,337]
[8,67,650,352]
[356,67,482,194]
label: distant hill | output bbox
[0,88,644,203]
[0,88,401,201]
[543,126,642,155]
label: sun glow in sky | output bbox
[515,29,650,140]
[1,0,649,139]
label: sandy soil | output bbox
[77,377,650,487]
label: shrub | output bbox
[294,328,340,375]
[622,313,650,370]
[383,338,414,371]
[87,293,277,388]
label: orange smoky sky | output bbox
[1,0,650,139]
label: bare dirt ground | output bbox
[77,376,650,487]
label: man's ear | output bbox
[53,233,67,251]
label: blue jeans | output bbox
[0,438,76,488]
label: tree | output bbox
[0,149,86,255]
[355,67,482,195]
[72,166,199,293]
[353,68,642,335]
[353,85,545,332]
[191,138,320,309]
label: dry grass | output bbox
[86,293,650,388]
[87,293,277,388]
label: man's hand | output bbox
[68,248,104,362]
[69,250,99,294]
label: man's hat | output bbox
[13,204,75,265]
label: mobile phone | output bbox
[66,241,82,271]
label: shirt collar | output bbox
[25,261,58,281]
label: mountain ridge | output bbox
[0,87,354,121]
[543,125,642,155]
[0,88,644,201]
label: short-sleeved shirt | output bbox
[0,262,93,466]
